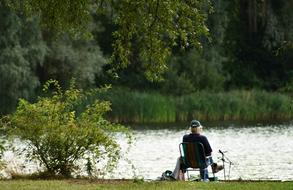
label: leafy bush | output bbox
[5,80,131,177]
[0,141,4,169]
[0,118,7,172]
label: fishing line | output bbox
[217,150,243,180]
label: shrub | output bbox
[0,139,4,171]
[0,118,7,175]
[4,80,131,177]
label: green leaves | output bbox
[7,0,211,81]
[42,36,106,88]
[0,4,46,114]
[109,0,211,80]
[5,80,131,177]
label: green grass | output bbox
[0,180,293,190]
[94,88,293,124]
[96,88,176,123]
[176,90,293,122]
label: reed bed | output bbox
[95,88,293,124]
[97,88,176,123]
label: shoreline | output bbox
[1,178,292,183]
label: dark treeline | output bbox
[1,0,293,115]
[98,0,293,94]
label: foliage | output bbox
[5,80,131,177]
[221,0,293,90]
[107,0,211,80]
[1,0,293,119]
[0,129,5,171]
[40,36,106,89]
[7,0,211,80]
[263,1,293,50]
[98,49,226,96]
[0,4,107,115]
[0,141,3,161]
[5,0,91,37]
[97,87,176,123]
[175,90,292,121]
[0,4,46,114]
[97,88,292,123]
[162,49,225,95]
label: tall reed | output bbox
[96,88,176,123]
[94,88,293,123]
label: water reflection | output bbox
[113,123,293,180]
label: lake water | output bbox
[2,122,293,181]
[110,122,293,181]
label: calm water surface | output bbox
[3,122,293,180]
[111,122,293,180]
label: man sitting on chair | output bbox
[171,119,223,181]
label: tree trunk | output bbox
[248,0,257,34]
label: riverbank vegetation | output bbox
[1,0,293,181]
[0,180,293,190]
[97,88,293,123]
[1,80,131,178]
[1,1,293,124]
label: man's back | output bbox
[183,133,212,156]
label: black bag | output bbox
[160,170,175,181]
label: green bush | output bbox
[0,118,6,172]
[4,80,131,177]
[0,138,4,171]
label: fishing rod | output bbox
[219,149,234,180]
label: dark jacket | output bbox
[182,133,212,156]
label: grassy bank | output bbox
[96,88,293,124]
[1,180,293,190]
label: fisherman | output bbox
[171,119,223,181]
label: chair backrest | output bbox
[179,142,207,169]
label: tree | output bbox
[221,0,293,90]
[0,4,46,114]
[7,0,211,80]
[5,80,131,177]
[39,35,106,89]
[162,49,225,95]
[0,3,107,114]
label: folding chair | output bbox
[179,142,215,180]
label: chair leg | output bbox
[211,165,216,179]
[179,170,186,180]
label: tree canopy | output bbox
[0,4,46,114]
[1,0,293,115]
[6,0,211,80]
